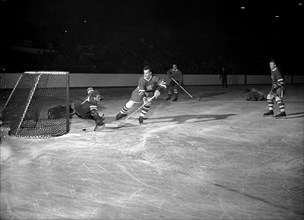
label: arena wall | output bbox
[1,73,303,89]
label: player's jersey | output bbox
[74,96,98,119]
[137,75,166,94]
[271,67,284,86]
[130,75,166,102]
[167,68,182,81]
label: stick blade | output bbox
[105,121,125,129]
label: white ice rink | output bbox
[1,84,303,220]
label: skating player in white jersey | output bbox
[116,65,167,124]
[263,59,286,118]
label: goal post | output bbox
[1,71,70,138]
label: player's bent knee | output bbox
[126,100,136,108]
[267,94,274,100]
[275,96,281,102]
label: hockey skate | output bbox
[116,112,127,120]
[172,94,178,102]
[166,94,171,100]
[139,116,144,125]
[275,112,286,119]
[263,110,274,117]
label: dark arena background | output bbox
[0,0,303,220]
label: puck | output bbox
[82,128,86,131]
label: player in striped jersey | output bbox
[71,87,105,125]
[116,65,167,124]
[263,59,287,118]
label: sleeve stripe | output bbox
[90,105,97,111]
[159,80,167,88]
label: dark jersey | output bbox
[130,75,166,102]
[74,97,98,119]
[137,75,166,94]
[271,67,284,86]
[167,68,182,82]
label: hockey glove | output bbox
[143,97,149,105]
[271,84,279,93]
[92,111,105,126]
[154,90,160,99]
[96,117,105,126]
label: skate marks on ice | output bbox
[1,124,303,219]
[1,85,304,220]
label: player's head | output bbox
[269,59,276,70]
[91,90,102,102]
[172,64,177,69]
[143,65,152,81]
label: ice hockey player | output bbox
[244,88,265,101]
[263,59,287,118]
[70,87,105,126]
[166,64,183,101]
[116,65,167,124]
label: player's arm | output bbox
[272,72,284,92]
[152,77,166,98]
[137,77,146,97]
[167,69,173,79]
[156,77,167,91]
[90,105,104,125]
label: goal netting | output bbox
[1,71,70,138]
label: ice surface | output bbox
[1,84,303,219]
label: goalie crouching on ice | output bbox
[48,87,105,126]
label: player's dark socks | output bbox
[172,93,178,102]
[116,112,127,120]
[275,112,286,119]
[166,95,171,100]
[263,110,274,117]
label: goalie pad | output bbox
[48,105,67,119]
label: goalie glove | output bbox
[92,110,105,126]
[96,117,105,126]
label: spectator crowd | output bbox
[1,26,284,75]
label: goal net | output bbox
[1,71,70,138]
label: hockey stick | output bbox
[94,114,105,131]
[93,123,98,131]
[171,78,193,98]
[105,95,156,129]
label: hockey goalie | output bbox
[48,87,105,127]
